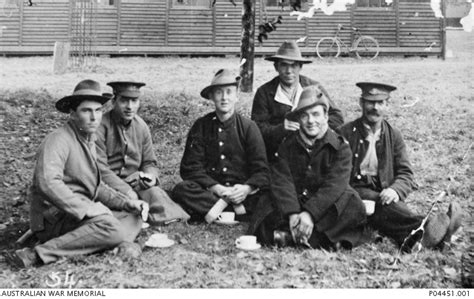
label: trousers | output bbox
[251,188,367,250]
[172,180,261,221]
[355,187,423,246]
[138,186,190,224]
[34,211,142,264]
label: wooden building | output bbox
[0,0,444,56]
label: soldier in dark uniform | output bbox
[338,82,463,251]
[249,86,367,250]
[172,69,270,223]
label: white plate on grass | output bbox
[215,219,239,226]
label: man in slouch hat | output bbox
[96,81,190,226]
[6,80,147,268]
[338,82,463,252]
[251,40,344,160]
[173,69,270,223]
[249,85,367,249]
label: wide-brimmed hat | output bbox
[200,69,241,99]
[286,85,329,122]
[107,81,146,98]
[55,79,110,113]
[265,41,312,64]
[356,82,397,101]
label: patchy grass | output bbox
[0,50,472,288]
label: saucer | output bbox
[236,243,261,251]
[215,219,239,226]
[145,238,175,248]
[144,233,175,248]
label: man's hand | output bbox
[124,172,140,188]
[289,213,300,243]
[226,184,252,205]
[297,211,314,241]
[284,119,300,131]
[125,199,148,215]
[380,188,399,205]
[209,184,232,198]
[139,172,157,189]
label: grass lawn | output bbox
[0,31,472,288]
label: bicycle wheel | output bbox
[354,36,379,60]
[316,37,341,59]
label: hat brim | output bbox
[55,94,110,113]
[265,55,312,64]
[107,81,146,88]
[200,82,239,100]
[115,91,141,98]
[285,102,321,122]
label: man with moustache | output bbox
[6,80,147,268]
[173,69,270,223]
[338,82,462,251]
[249,86,367,249]
[251,40,344,160]
[96,81,189,225]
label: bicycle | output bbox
[316,24,380,60]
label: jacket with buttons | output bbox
[251,75,344,158]
[270,129,356,223]
[179,112,270,190]
[95,109,160,195]
[338,117,415,200]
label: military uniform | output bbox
[96,82,189,224]
[173,112,270,219]
[249,130,367,249]
[251,75,344,159]
[339,118,424,246]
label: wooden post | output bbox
[53,41,70,74]
[441,0,447,60]
[240,0,255,93]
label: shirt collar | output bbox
[212,111,236,128]
[296,127,338,152]
[274,82,303,108]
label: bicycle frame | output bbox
[316,24,380,60]
[333,25,364,53]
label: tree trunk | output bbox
[240,0,255,93]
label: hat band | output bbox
[72,89,103,96]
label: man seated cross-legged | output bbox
[172,69,270,223]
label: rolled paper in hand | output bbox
[141,203,149,222]
[205,198,228,223]
[233,203,246,215]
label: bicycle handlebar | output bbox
[338,24,360,32]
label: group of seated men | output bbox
[7,41,462,268]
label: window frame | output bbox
[171,0,210,10]
[355,0,394,10]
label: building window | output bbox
[265,0,310,8]
[357,0,393,8]
[97,0,117,6]
[173,0,210,8]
